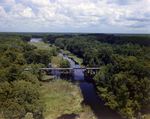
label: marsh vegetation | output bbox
[40,80,97,119]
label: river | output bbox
[57,54,122,119]
[30,38,123,119]
[30,38,42,42]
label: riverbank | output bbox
[40,80,97,119]
[59,49,85,68]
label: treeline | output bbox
[1,33,150,47]
[54,36,150,67]
[43,34,150,118]
[43,33,74,44]
[43,33,150,47]
[0,33,33,42]
[0,36,57,118]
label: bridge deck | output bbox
[25,68,100,71]
[39,68,100,70]
[39,68,73,70]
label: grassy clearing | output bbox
[51,55,63,68]
[29,41,55,51]
[40,80,97,119]
[42,75,56,81]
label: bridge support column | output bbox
[71,69,74,76]
[92,70,94,75]
[90,70,92,75]
[84,70,87,76]
[96,70,98,74]
[63,70,65,75]
[69,69,72,76]
[88,69,90,74]
[94,70,96,74]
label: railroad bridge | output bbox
[39,68,100,76]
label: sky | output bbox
[0,0,150,33]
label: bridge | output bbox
[39,68,100,70]
[39,68,101,76]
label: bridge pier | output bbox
[94,70,96,74]
[71,69,74,76]
[38,68,100,79]
[45,70,52,75]
[58,69,73,76]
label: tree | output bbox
[0,80,44,119]
[51,47,58,56]
[33,49,52,67]
[94,55,150,118]
[60,59,71,68]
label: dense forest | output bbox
[43,33,150,118]
[0,35,57,118]
[0,33,150,118]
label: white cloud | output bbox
[8,3,35,19]
[21,0,51,6]
[0,6,9,29]
[22,7,35,18]
[106,0,142,5]
[0,6,8,17]
[0,0,15,7]
[56,0,90,4]
[0,0,149,33]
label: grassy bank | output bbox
[59,49,85,68]
[51,55,63,68]
[40,80,97,119]
[42,75,56,81]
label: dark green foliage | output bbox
[43,33,150,47]
[53,35,150,68]
[0,81,44,118]
[28,63,45,80]
[60,59,71,68]
[0,36,45,118]
[51,47,58,56]
[20,35,32,42]
[94,55,150,118]
[24,48,52,66]
[0,33,32,42]
[43,34,73,44]
[23,51,35,64]
[33,49,52,67]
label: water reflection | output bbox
[30,38,42,42]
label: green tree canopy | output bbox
[60,59,71,68]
